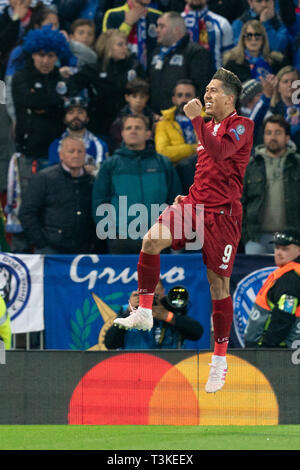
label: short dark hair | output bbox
[125,78,150,96]
[70,18,96,35]
[212,68,242,104]
[121,114,150,130]
[262,114,291,136]
[173,79,196,95]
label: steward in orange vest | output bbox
[245,229,300,347]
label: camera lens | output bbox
[168,286,189,308]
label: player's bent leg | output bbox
[205,270,232,393]
[113,223,173,332]
[142,222,173,254]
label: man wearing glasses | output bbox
[232,0,288,53]
[244,228,300,348]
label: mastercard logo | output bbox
[68,352,279,425]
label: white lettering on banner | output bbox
[69,255,185,290]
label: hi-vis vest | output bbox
[0,295,11,350]
[256,261,300,317]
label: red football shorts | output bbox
[158,195,242,277]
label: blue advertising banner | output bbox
[230,254,276,347]
[44,254,212,350]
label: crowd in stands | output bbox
[0,0,299,256]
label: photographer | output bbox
[104,280,203,350]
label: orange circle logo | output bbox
[68,353,278,425]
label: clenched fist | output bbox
[183,98,203,120]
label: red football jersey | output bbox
[189,111,254,216]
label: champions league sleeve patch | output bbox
[278,295,298,314]
[229,124,245,141]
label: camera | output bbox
[154,285,189,315]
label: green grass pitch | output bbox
[0,425,299,450]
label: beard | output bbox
[177,102,188,115]
[66,118,88,131]
[266,141,285,155]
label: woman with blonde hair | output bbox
[268,65,300,151]
[67,29,144,140]
[223,20,284,83]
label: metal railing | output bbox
[11,331,44,350]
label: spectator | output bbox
[18,136,97,254]
[149,11,213,113]
[268,65,300,152]
[0,0,32,79]
[48,96,109,176]
[102,0,162,71]
[66,28,144,140]
[109,77,157,153]
[7,26,69,252]
[182,0,234,71]
[155,78,198,164]
[92,114,181,254]
[232,0,289,53]
[69,18,95,49]
[62,18,97,74]
[239,74,277,146]
[242,115,300,254]
[207,0,248,23]
[244,228,300,348]
[105,280,203,349]
[0,104,15,210]
[223,20,284,84]
[5,4,62,125]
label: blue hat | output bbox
[23,25,71,60]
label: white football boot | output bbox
[205,357,228,393]
[114,306,153,331]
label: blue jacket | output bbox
[232,7,288,53]
[92,143,181,237]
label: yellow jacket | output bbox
[0,295,11,350]
[155,107,198,164]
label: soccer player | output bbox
[114,68,254,393]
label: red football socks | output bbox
[212,296,233,356]
[137,251,160,309]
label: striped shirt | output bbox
[182,6,234,71]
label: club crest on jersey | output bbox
[230,124,245,141]
[212,123,221,136]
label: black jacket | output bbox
[19,164,96,253]
[105,307,203,350]
[149,34,213,114]
[224,55,285,85]
[12,59,66,158]
[241,142,300,243]
[66,54,144,137]
[0,7,23,79]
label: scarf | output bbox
[244,49,272,80]
[153,37,184,70]
[285,104,300,136]
[175,113,197,144]
[5,153,23,233]
[182,5,210,50]
[127,0,147,70]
